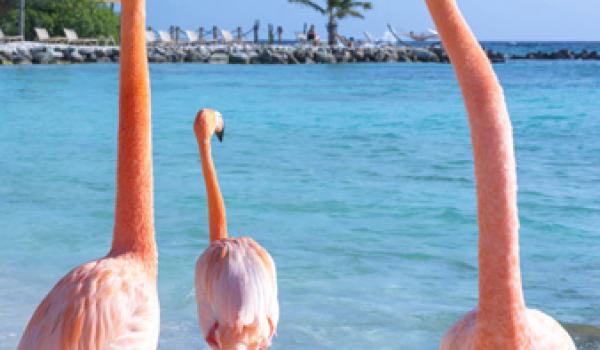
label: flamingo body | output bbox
[195,237,278,349]
[424,0,576,348]
[192,109,279,349]
[17,0,158,347]
[441,308,575,350]
[18,256,159,350]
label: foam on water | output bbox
[0,61,599,349]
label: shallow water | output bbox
[0,62,599,349]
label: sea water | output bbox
[0,61,599,349]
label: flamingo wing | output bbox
[195,237,278,348]
[18,256,159,350]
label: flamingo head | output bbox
[194,108,225,143]
[195,237,279,350]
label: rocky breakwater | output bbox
[511,48,600,60]
[146,45,450,64]
[0,42,489,65]
[0,43,120,65]
[2,43,600,65]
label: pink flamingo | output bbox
[193,109,279,350]
[425,1,576,349]
[17,0,160,348]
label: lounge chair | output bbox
[295,32,307,44]
[219,29,234,44]
[185,29,206,45]
[64,28,99,45]
[157,30,174,45]
[386,24,409,45]
[335,33,352,48]
[185,30,198,43]
[0,29,24,42]
[102,35,116,46]
[145,30,159,46]
[361,31,378,48]
[34,27,67,43]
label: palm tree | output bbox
[289,0,372,46]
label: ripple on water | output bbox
[0,62,599,349]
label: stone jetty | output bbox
[1,42,599,65]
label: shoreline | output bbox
[1,42,599,65]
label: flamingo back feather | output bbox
[18,256,159,350]
[195,237,278,349]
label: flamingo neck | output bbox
[110,0,156,261]
[198,139,228,242]
[425,0,525,327]
[473,111,526,322]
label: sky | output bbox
[142,0,599,41]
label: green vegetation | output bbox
[0,0,119,41]
[288,0,372,45]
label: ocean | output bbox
[0,59,599,349]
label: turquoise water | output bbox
[1,62,599,349]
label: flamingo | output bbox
[424,1,576,349]
[17,0,160,348]
[192,109,279,350]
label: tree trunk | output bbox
[327,14,337,46]
[19,0,25,38]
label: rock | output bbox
[78,48,98,62]
[107,48,119,62]
[382,49,398,62]
[486,49,506,63]
[287,52,300,64]
[555,49,574,59]
[293,48,309,63]
[16,48,32,61]
[184,51,203,62]
[258,49,273,64]
[314,49,335,63]
[62,47,84,63]
[363,48,377,62]
[429,46,448,62]
[247,51,261,64]
[410,48,439,62]
[0,51,13,64]
[148,48,167,63]
[171,48,186,62]
[94,49,107,58]
[270,51,288,64]
[9,49,31,64]
[229,51,250,64]
[256,48,288,64]
[208,52,228,64]
[333,49,352,63]
[352,48,367,62]
[370,49,386,62]
[30,47,58,64]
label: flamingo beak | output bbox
[214,111,225,142]
[215,125,224,142]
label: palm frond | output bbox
[350,1,372,10]
[288,0,327,14]
[335,8,365,19]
